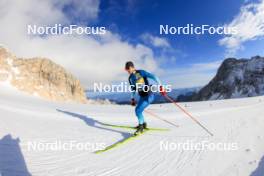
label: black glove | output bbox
[131,98,136,106]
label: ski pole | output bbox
[163,94,214,136]
[145,109,179,128]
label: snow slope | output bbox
[0,82,264,176]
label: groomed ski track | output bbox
[0,84,264,176]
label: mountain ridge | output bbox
[192,56,264,101]
[0,47,87,103]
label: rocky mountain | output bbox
[192,56,264,101]
[0,47,87,103]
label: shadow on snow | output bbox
[0,134,31,176]
[250,155,264,176]
[56,109,132,147]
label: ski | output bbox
[101,123,170,131]
[94,129,149,154]
[94,123,169,154]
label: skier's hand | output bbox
[159,86,167,96]
[131,98,136,106]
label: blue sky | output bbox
[98,0,264,87]
[1,0,264,88]
[91,0,264,88]
[96,0,264,68]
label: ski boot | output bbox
[134,124,144,136]
[143,122,147,129]
[135,122,147,129]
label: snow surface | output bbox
[0,82,264,176]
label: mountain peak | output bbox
[192,56,264,101]
[0,47,87,103]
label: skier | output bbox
[125,61,166,135]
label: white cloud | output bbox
[219,0,264,56]
[163,60,222,88]
[191,60,222,71]
[0,0,218,90]
[141,33,171,48]
[0,0,160,88]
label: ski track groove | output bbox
[110,137,158,176]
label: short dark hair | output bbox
[125,61,134,70]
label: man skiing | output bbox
[125,61,166,135]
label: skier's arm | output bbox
[131,91,136,99]
[141,70,167,95]
[128,77,136,100]
[142,70,162,85]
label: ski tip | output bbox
[94,150,104,154]
[94,131,148,154]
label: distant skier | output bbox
[125,61,166,135]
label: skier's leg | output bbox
[135,97,151,125]
[148,93,155,104]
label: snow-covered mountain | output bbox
[193,56,264,101]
